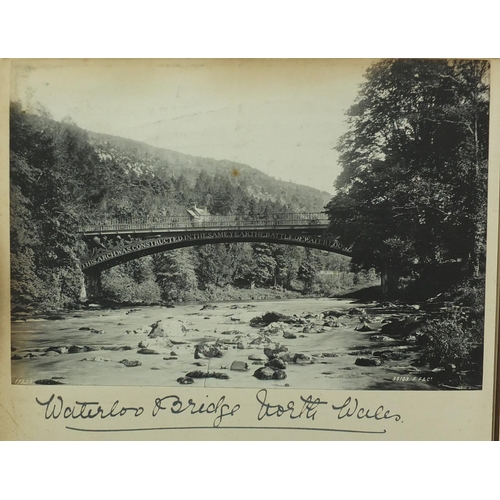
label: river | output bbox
[11,297,436,390]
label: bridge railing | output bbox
[78,212,330,233]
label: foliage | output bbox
[9,101,375,309]
[10,102,88,307]
[326,59,490,297]
[153,249,199,302]
[420,309,484,371]
[101,257,162,304]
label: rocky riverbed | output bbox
[11,298,441,390]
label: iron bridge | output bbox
[77,212,351,272]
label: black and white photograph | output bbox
[9,58,491,392]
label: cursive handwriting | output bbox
[35,394,144,419]
[331,397,401,422]
[256,389,328,421]
[35,392,404,433]
[152,395,240,428]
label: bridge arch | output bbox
[81,229,352,274]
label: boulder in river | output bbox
[249,335,272,346]
[355,322,375,332]
[147,321,167,337]
[248,353,268,362]
[230,361,249,371]
[266,358,287,370]
[11,354,22,360]
[302,325,325,334]
[68,345,96,354]
[45,346,69,354]
[81,356,111,362]
[119,359,142,367]
[262,322,291,336]
[283,331,297,339]
[194,342,223,359]
[380,318,424,337]
[264,344,289,360]
[137,348,159,355]
[355,357,382,367]
[349,349,373,356]
[250,311,294,327]
[201,304,218,310]
[185,370,229,380]
[253,366,287,380]
[103,345,133,351]
[43,350,60,357]
[149,319,188,338]
[323,319,346,328]
[348,307,366,316]
[177,377,194,384]
[293,353,313,365]
[35,379,65,385]
[322,309,345,318]
[370,335,396,342]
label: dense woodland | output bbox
[326,59,489,375]
[327,59,489,299]
[10,102,375,311]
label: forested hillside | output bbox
[10,103,373,311]
[88,131,332,213]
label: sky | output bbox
[10,59,374,194]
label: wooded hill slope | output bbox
[10,103,369,310]
[88,130,332,213]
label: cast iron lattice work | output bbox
[77,212,351,272]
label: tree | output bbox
[298,248,321,293]
[153,249,198,302]
[195,244,234,289]
[326,59,489,297]
[249,243,276,287]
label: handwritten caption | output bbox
[34,389,402,434]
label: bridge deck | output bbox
[78,212,330,236]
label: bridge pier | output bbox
[84,271,102,301]
[381,265,399,298]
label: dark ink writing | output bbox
[152,395,240,428]
[35,394,144,419]
[331,397,401,422]
[256,389,328,421]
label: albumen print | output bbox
[9,59,491,394]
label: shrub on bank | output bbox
[420,306,484,374]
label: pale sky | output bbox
[10,59,374,194]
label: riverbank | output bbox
[11,284,384,322]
